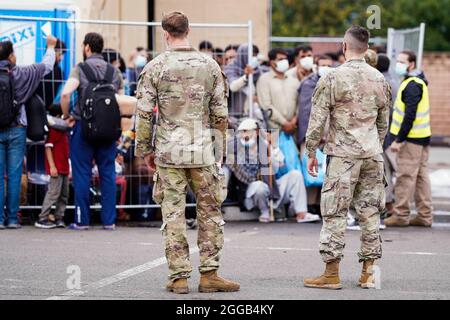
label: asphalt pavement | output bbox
[1,221,450,300]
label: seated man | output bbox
[224,118,320,223]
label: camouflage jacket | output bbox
[305,58,392,159]
[135,47,229,168]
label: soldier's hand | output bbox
[46,35,58,48]
[307,157,319,177]
[144,152,156,171]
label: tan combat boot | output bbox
[359,260,376,289]
[166,278,189,294]
[384,215,409,227]
[409,216,432,227]
[198,271,240,293]
[303,260,342,290]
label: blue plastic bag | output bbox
[301,149,326,187]
[276,132,301,179]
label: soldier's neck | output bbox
[345,53,365,61]
[168,38,190,49]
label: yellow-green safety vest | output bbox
[390,76,431,138]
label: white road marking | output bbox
[243,231,259,236]
[47,254,187,300]
[137,242,154,246]
[46,234,239,300]
[399,251,436,256]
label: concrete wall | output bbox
[423,53,450,137]
[72,0,148,62]
[154,0,270,55]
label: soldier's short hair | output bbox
[344,25,370,53]
[162,11,189,38]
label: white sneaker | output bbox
[296,213,321,223]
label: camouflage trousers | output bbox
[154,165,225,281]
[320,155,384,263]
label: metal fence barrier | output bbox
[0,14,253,219]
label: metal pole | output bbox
[0,14,248,28]
[417,23,426,70]
[270,36,387,44]
[247,20,254,118]
[386,27,395,74]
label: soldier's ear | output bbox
[186,27,190,37]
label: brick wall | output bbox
[423,53,450,137]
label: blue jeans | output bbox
[70,122,117,226]
[0,127,27,225]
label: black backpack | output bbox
[0,66,19,129]
[79,63,121,144]
[25,94,48,141]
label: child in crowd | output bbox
[35,105,70,229]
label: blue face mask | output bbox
[395,62,408,77]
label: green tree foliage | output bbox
[272,0,450,51]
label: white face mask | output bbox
[275,59,289,73]
[249,56,259,69]
[240,138,256,148]
[134,55,147,68]
[318,66,332,77]
[300,56,314,70]
[257,53,265,63]
[395,62,408,77]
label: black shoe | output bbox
[55,220,66,228]
[35,220,56,229]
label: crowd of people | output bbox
[0,28,432,230]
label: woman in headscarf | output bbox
[224,44,262,120]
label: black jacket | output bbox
[392,70,430,146]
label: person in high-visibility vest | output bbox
[385,50,433,227]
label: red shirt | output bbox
[45,128,70,175]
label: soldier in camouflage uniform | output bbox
[303,26,392,290]
[134,11,239,294]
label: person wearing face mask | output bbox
[304,26,392,290]
[126,47,149,96]
[224,118,318,223]
[384,50,432,228]
[198,40,214,56]
[59,33,124,231]
[256,48,300,134]
[224,44,262,124]
[223,44,238,66]
[286,45,314,81]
